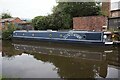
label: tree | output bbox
[32,2,101,30]
[49,13,72,30]
[1,12,12,19]
[32,14,71,30]
[32,16,51,30]
[52,2,101,17]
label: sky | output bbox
[0,0,57,19]
[0,0,120,19]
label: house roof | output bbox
[0,17,20,23]
[0,17,31,25]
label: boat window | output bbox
[83,35,86,39]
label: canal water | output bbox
[1,40,120,78]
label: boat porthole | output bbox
[32,34,34,36]
[16,33,17,35]
[23,33,24,36]
[49,34,52,38]
[83,35,86,39]
[60,34,62,37]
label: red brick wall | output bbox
[73,16,108,31]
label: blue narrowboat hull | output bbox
[12,36,104,45]
[12,30,115,45]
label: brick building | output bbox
[73,16,108,31]
[0,17,33,30]
[101,0,111,17]
[110,1,120,18]
[111,10,120,18]
[0,17,22,30]
[73,1,111,31]
[0,19,2,30]
[108,1,120,31]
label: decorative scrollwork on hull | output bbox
[63,33,83,40]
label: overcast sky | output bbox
[0,0,119,19]
[0,0,57,19]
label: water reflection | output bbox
[0,40,2,78]
[2,40,120,78]
[0,52,2,79]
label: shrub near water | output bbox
[2,29,15,40]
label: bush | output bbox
[2,29,15,40]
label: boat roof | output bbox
[13,30,103,33]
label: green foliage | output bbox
[2,26,16,40]
[0,75,2,80]
[32,16,49,30]
[2,29,14,40]
[1,12,12,19]
[48,13,72,30]
[32,14,71,30]
[32,2,101,30]
[53,2,101,17]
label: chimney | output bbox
[101,0,111,17]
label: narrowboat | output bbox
[12,30,120,45]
